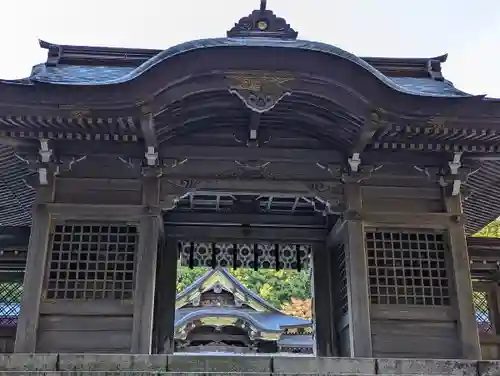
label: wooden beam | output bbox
[46,203,158,220]
[164,211,326,227]
[155,240,178,354]
[312,242,337,356]
[351,110,386,154]
[165,225,326,242]
[344,184,372,357]
[42,141,453,166]
[445,193,481,359]
[357,211,461,228]
[14,181,54,353]
[131,176,161,354]
[140,112,157,148]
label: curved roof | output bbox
[177,268,282,313]
[174,267,311,335]
[27,38,472,99]
[174,307,310,333]
[0,2,498,235]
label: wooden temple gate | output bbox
[0,173,481,359]
[0,0,500,361]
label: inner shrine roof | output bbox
[175,307,310,333]
[177,268,283,313]
[175,268,311,335]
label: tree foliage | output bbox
[281,298,312,319]
[473,220,500,238]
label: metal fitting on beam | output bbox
[449,152,463,196]
[38,139,52,163]
[348,153,361,173]
[38,167,48,186]
[449,152,462,175]
[145,146,158,166]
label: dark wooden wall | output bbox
[325,183,479,359]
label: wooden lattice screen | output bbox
[473,290,493,334]
[46,223,138,300]
[366,229,450,306]
[0,279,22,326]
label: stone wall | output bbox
[0,354,498,375]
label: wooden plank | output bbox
[371,320,457,337]
[55,177,142,205]
[39,299,133,316]
[47,203,154,220]
[445,193,482,360]
[14,183,53,353]
[363,198,443,213]
[344,184,372,357]
[38,315,133,331]
[371,305,457,321]
[362,186,442,200]
[161,178,325,197]
[36,330,131,353]
[131,176,161,354]
[165,212,326,227]
[372,333,460,358]
[165,225,326,242]
[361,212,459,228]
[312,243,336,357]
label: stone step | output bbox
[0,354,498,375]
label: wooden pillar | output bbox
[445,193,481,359]
[14,182,54,353]
[312,242,336,357]
[157,239,179,354]
[344,183,372,357]
[131,176,161,354]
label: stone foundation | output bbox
[0,354,498,375]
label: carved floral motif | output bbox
[227,73,294,113]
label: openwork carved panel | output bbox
[366,229,450,306]
[46,223,138,300]
[179,241,310,270]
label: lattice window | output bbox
[46,224,138,300]
[473,291,493,333]
[333,245,348,316]
[0,281,22,326]
[366,229,450,306]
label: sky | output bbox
[0,0,500,97]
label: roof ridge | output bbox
[37,39,447,79]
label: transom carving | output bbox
[179,241,310,270]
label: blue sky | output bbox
[1,0,499,97]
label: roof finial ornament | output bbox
[227,1,298,40]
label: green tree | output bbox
[175,265,311,310]
[474,220,500,238]
[176,264,208,292]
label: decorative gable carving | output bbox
[200,290,236,307]
[227,1,298,40]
